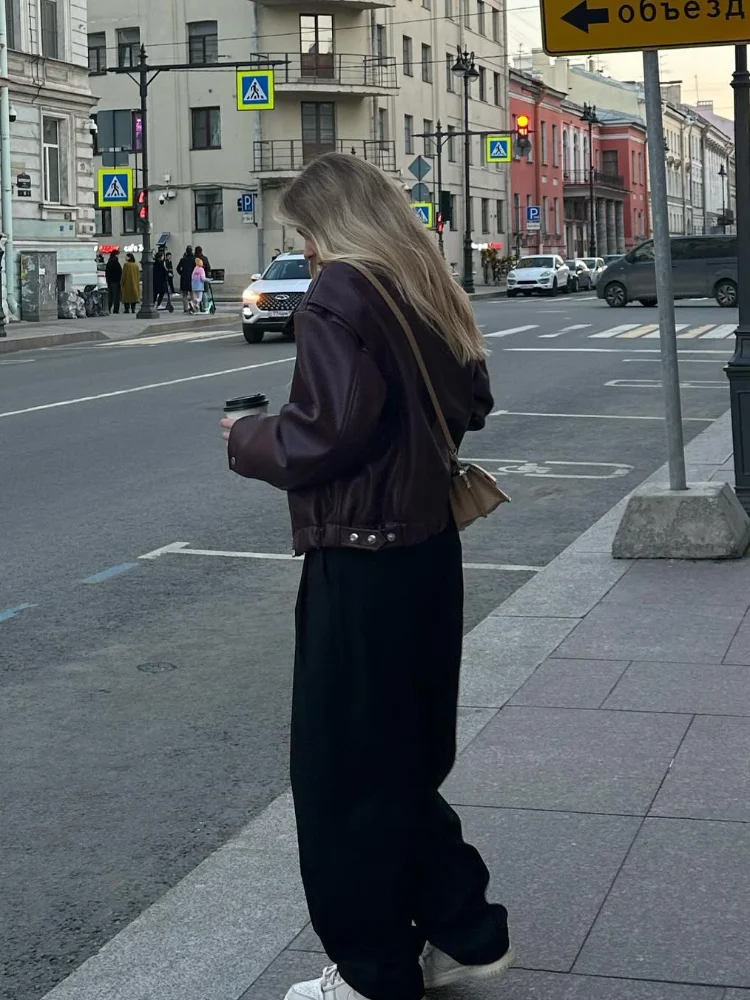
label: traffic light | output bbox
[436,212,445,235]
[439,189,452,224]
[515,115,532,158]
[137,188,148,223]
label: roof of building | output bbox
[685,103,734,142]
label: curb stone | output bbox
[0,330,108,355]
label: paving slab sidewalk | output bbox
[42,408,750,1000]
[0,309,237,354]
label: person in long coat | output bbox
[153,252,173,311]
[121,254,141,314]
[105,251,122,314]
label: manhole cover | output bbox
[136,661,178,674]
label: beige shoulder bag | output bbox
[348,262,510,531]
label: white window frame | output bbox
[42,113,66,205]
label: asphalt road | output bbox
[0,293,736,1000]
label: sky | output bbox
[506,5,738,118]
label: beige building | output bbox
[87,0,510,294]
[1,0,98,316]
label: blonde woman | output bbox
[221,153,512,1000]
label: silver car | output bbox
[241,252,311,343]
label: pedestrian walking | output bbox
[105,250,122,314]
[221,152,512,1000]
[176,245,196,313]
[153,251,173,312]
[120,253,141,314]
[165,252,175,295]
[194,246,211,311]
[191,256,207,312]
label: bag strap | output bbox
[346,261,458,458]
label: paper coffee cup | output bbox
[224,393,269,418]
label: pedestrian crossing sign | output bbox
[411,202,434,227]
[485,136,512,163]
[236,69,275,111]
[98,167,134,207]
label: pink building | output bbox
[510,69,649,258]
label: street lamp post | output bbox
[719,162,727,233]
[580,103,598,257]
[0,241,5,337]
[452,47,479,294]
[726,45,750,513]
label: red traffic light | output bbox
[436,212,445,234]
[517,114,530,138]
[138,189,148,221]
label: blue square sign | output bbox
[98,167,134,207]
[527,205,541,223]
[485,136,511,163]
[237,69,275,111]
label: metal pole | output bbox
[137,45,156,319]
[436,120,445,259]
[462,72,475,294]
[0,244,5,336]
[0,0,18,321]
[725,44,750,513]
[721,169,727,234]
[588,117,596,257]
[643,49,686,492]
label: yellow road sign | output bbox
[542,0,750,55]
[236,69,275,111]
[411,202,434,227]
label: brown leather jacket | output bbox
[227,262,494,555]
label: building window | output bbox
[421,43,432,83]
[481,198,490,233]
[542,195,549,233]
[492,6,500,40]
[493,72,501,106]
[446,0,454,17]
[41,0,59,59]
[478,66,486,101]
[446,53,457,92]
[423,119,434,157]
[42,117,61,204]
[191,107,221,149]
[117,27,140,68]
[552,124,559,166]
[5,0,17,49]
[541,121,548,164]
[194,188,224,232]
[513,193,521,232]
[300,14,334,70]
[496,199,504,231]
[450,193,457,230]
[188,21,218,65]
[447,124,456,162]
[404,114,414,154]
[403,36,413,76]
[375,24,387,61]
[378,107,388,144]
[131,110,143,151]
[477,0,486,33]
[461,0,470,29]
[95,204,113,236]
[88,32,106,74]
[554,197,560,234]
[122,207,138,234]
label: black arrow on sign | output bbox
[561,0,610,32]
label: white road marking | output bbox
[503,347,731,355]
[484,325,538,338]
[642,323,689,338]
[102,329,238,347]
[0,358,35,365]
[463,457,632,480]
[622,358,724,364]
[0,357,296,419]
[678,324,715,339]
[618,324,659,339]
[138,541,540,572]
[490,408,711,422]
[606,378,726,389]
[700,323,737,339]
[590,324,640,339]
[539,323,591,339]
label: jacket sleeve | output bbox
[468,359,494,431]
[176,260,183,276]
[227,306,387,492]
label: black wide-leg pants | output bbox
[290,527,509,1000]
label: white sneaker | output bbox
[420,942,515,990]
[285,964,425,1000]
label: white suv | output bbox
[241,253,312,344]
[506,255,570,297]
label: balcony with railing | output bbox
[267,53,397,95]
[564,169,626,193]
[254,139,397,179]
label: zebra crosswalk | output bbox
[484,322,738,342]
[100,330,239,348]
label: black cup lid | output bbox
[224,393,269,411]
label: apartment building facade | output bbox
[1,0,98,315]
[87,0,510,294]
[509,69,647,259]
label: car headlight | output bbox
[508,271,517,280]
[242,287,259,305]
[540,270,551,279]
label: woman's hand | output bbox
[220,416,236,442]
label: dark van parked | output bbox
[597,235,738,308]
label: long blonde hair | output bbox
[277,152,485,364]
